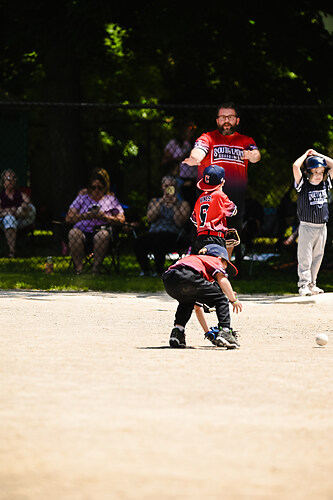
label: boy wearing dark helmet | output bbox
[162,243,242,349]
[292,149,333,296]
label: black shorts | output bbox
[193,234,226,254]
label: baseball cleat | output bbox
[309,284,324,294]
[205,326,240,348]
[299,285,312,296]
[204,326,219,346]
[169,327,186,348]
[215,327,240,349]
[228,328,240,349]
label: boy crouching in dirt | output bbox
[162,244,242,349]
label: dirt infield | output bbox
[1,289,333,500]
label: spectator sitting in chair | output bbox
[65,168,125,275]
[134,176,191,277]
[0,169,36,258]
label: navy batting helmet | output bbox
[304,155,327,170]
[303,155,328,181]
[203,244,238,277]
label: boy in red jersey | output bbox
[162,244,242,349]
[191,164,237,255]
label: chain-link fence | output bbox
[0,102,332,277]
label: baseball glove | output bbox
[225,228,240,247]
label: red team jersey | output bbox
[191,188,237,235]
[169,254,228,282]
[194,130,258,212]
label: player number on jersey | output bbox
[199,204,209,227]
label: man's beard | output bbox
[217,124,237,136]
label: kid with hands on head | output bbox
[162,244,242,349]
[292,149,333,296]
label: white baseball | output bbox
[316,333,328,346]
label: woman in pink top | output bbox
[65,168,125,274]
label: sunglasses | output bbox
[5,176,16,181]
[91,184,103,191]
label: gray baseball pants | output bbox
[297,221,327,289]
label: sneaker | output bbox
[229,328,240,349]
[205,326,240,348]
[169,327,186,348]
[204,326,219,346]
[215,327,240,349]
[309,284,324,295]
[299,285,312,296]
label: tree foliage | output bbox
[0,2,333,218]
[2,2,333,105]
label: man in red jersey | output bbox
[183,102,261,273]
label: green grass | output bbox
[0,251,331,295]
[0,272,164,293]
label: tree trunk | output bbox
[42,16,84,220]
